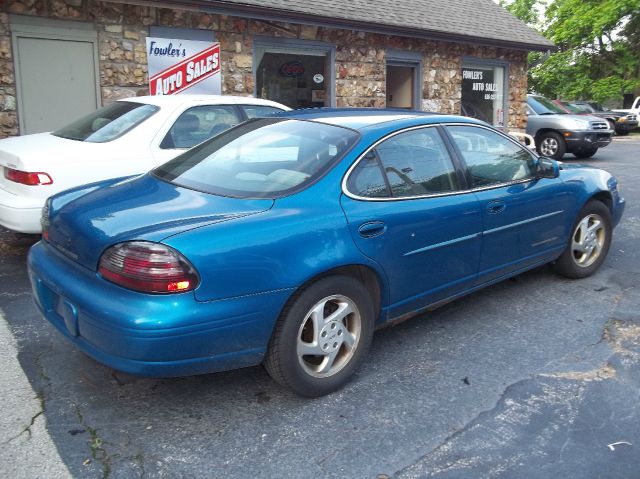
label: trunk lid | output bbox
[46,174,274,270]
[0,133,108,196]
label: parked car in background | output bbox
[29,109,625,397]
[613,96,640,117]
[562,100,638,136]
[0,95,289,234]
[527,94,613,160]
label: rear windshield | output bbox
[153,118,359,198]
[53,101,159,142]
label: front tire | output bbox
[264,275,375,397]
[537,132,566,160]
[553,201,612,279]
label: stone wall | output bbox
[0,0,529,138]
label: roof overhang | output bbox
[119,0,554,52]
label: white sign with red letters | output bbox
[146,37,221,95]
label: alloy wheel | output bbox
[296,294,361,378]
[572,213,606,268]
[540,137,559,156]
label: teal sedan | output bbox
[28,109,625,396]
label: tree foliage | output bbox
[501,0,640,103]
[499,0,541,26]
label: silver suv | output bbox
[526,94,613,160]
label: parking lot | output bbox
[1,138,639,478]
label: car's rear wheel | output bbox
[264,275,374,397]
[537,132,566,160]
[574,147,598,159]
[553,201,612,279]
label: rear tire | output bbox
[537,132,566,160]
[264,275,375,397]
[553,201,612,279]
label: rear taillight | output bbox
[4,167,53,185]
[41,200,51,241]
[98,241,199,294]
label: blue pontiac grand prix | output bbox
[28,109,625,397]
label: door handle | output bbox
[487,201,506,214]
[358,221,387,238]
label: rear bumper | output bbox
[563,130,613,151]
[28,241,292,377]
[0,188,43,233]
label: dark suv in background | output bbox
[526,94,613,160]
[565,101,638,135]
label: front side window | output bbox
[161,105,241,149]
[447,125,536,187]
[53,101,159,143]
[154,118,359,198]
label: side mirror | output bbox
[535,157,560,179]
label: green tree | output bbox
[502,0,640,103]
[537,0,640,102]
[499,0,541,26]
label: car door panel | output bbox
[445,124,570,284]
[341,195,482,318]
[473,180,569,282]
[340,126,482,318]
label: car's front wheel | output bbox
[537,131,566,160]
[553,201,612,279]
[264,275,375,397]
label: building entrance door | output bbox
[385,51,422,110]
[386,65,416,109]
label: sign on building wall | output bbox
[146,38,221,95]
[461,65,505,128]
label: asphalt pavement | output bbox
[1,138,639,478]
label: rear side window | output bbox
[241,105,284,118]
[53,102,158,143]
[160,105,242,149]
[346,127,459,199]
[346,153,390,198]
[447,125,536,187]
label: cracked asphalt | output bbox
[0,139,639,478]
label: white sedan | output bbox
[0,95,289,233]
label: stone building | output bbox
[0,0,552,138]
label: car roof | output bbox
[270,108,484,130]
[122,95,290,110]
